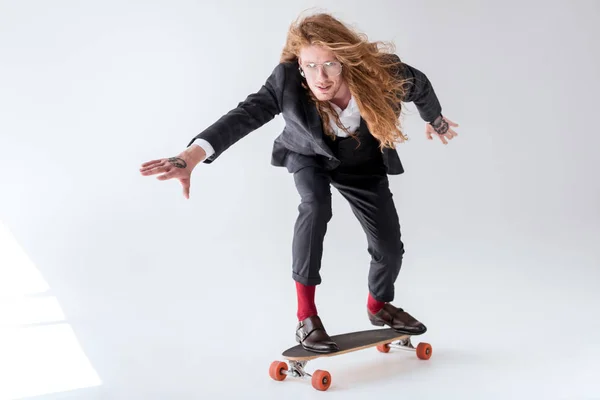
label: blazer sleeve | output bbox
[186,62,286,163]
[389,54,443,123]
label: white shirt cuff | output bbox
[191,138,215,160]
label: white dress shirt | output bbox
[192,95,361,160]
[327,94,360,138]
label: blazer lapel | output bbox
[300,91,335,158]
[358,117,369,136]
[301,91,325,142]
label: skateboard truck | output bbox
[378,336,416,352]
[286,360,309,378]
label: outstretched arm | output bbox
[139,63,287,199]
[390,54,459,144]
[186,62,287,163]
[395,59,443,124]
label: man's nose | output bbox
[316,66,328,80]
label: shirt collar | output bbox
[329,94,356,114]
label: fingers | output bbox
[140,164,169,176]
[140,156,192,176]
[140,166,167,176]
[156,167,176,180]
[180,178,190,199]
[140,159,167,175]
[445,118,459,127]
[426,124,458,145]
[140,159,163,168]
[444,129,458,139]
[140,158,188,177]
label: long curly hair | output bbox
[280,12,410,149]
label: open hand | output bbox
[426,115,459,145]
[139,146,205,199]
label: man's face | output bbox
[298,45,346,102]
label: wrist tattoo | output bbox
[432,116,449,135]
[168,157,187,168]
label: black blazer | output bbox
[187,54,443,175]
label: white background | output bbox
[1,0,599,398]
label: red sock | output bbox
[367,292,385,315]
[296,281,317,321]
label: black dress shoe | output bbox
[295,315,339,353]
[368,304,427,335]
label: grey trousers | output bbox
[291,162,405,303]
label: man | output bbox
[140,12,458,353]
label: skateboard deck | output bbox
[269,327,432,391]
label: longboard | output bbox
[269,327,432,391]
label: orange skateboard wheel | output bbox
[269,361,288,381]
[376,343,390,353]
[416,343,432,360]
[312,369,331,391]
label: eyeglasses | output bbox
[299,61,343,78]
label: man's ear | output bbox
[297,57,305,78]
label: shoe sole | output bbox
[369,319,427,335]
[300,344,339,353]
